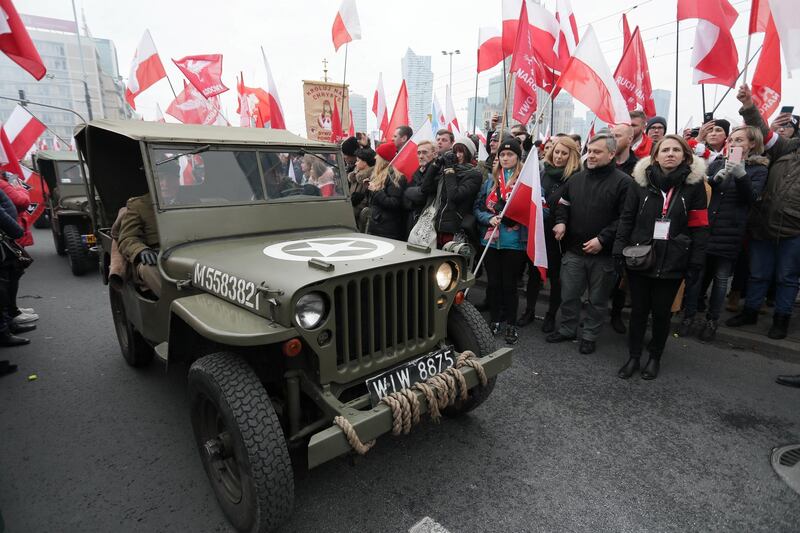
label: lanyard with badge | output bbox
[653,188,674,240]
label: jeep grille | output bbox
[333,265,436,370]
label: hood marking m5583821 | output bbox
[263,237,394,262]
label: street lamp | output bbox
[45,73,93,121]
[441,49,460,90]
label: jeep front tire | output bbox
[189,352,294,533]
[63,224,93,275]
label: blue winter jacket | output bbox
[473,170,528,251]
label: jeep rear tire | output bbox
[189,353,293,533]
[443,300,498,416]
[63,224,93,275]
[109,287,153,367]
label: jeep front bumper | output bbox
[307,346,513,468]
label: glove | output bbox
[614,255,625,276]
[711,167,728,184]
[441,150,458,169]
[137,248,158,266]
[728,161,747,180]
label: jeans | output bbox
[745,236,800,316]
[684,255,734,321]
[558,252,616,341]
[483,248,527,324]
[627,273,682,358]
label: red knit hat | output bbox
[376,142,397,162]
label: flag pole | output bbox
[165,76,178,99]
[674,19,679,134]
[743,34,753,86]
[341,42,350,138]
[501,58,509,126]
[701,84,707,118]
[711,45,763,114]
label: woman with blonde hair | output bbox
[366,143,408,240]
[519,135,582,332]
[474,138,528,344]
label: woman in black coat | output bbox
[366,147,408,241]
[614,135,709,380]
[679,126,768,341]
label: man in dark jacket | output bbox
[404,140,437,235]
[726,84,800,339]
[548,133,630,354]
[0,187,28,350]
[420,136,482,247]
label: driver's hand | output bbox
[137,248,158,266]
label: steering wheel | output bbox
[279,186,307,198]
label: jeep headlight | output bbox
[436,262,456,291]
[295,292,327,329]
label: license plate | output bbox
[365,346,456,406]
[82,234,96,245]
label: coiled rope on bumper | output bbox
[333,350,487,454]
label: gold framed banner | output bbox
[302,80,351,142]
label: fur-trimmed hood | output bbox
[746,154,770,167]
[631,156,706,188]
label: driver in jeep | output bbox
[116,162,180,298]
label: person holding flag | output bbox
[473,138,528,345]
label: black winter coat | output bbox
[367,170,408,241]
[614,157,710,279]
[705,156,768,260]
[421,162,482,234]
[554,162,630,255]
[0,188,22,240]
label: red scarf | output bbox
[485,169,514,213]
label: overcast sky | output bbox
[18,0,799,136]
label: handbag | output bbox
[622,243,654,271]
[0,237,33,270]
[407,178,444,248]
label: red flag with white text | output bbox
[510,1,540,125]
[614,27,657,117]
[173,54,229,98]
[166,82,224,125]
[751,16,782,119]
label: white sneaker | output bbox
[18,307,35,314]
[13,312,39,324]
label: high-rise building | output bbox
[467,96,488,132]
[348,92,367,134]
[0,14,131,143]
[551,91,574,135]
[401,48,433,131]
[652,89,672,121]
[571,116,587,139]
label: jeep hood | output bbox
[164,228,458,320]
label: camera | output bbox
[441,150,457,168]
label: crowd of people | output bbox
[343,83,799,384]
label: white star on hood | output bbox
[285,240,373,258]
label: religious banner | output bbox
[302,80,351,143]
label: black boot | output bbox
[10,322,36,334]
[0,333,30,347]
[641,355,661,380]
[517,308,536,327]
[618,356,640,379]
[768,314,791,340]
[726,307,758,327]
[541,313,556,333]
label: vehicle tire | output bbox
[443,300,498,417]
[63,224,93,275]
[33,210,51,229]
[52,225,66,256]
[189,352,294,533]
[109,287,153,367]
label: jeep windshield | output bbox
[149,146,345,208]
[56,161,84,184]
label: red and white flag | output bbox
[372,72,389,141]
[261,50,286,129]
[348,108,355,137]
[510,0,540,125]
[172,54,228,98]
[154,103,166,123]
[386,80,409,143]
[477,26,503,73]
[503,153,548,278]
[237,73,271,128]
[556,26,630,126]
[178,155,194,186]
[19,163,45,224]
[52,137,62,151]
[555,0,579,70]
[331,98,344,143]
[502,0,559,69]
[332,0,361,51]
[37,138,47,151]
[0,0,46,80]
[166,82,223,125]
[445,84,459,132]
[3,104,45,156]
[768,0,800,75]
[752,16,782,118]
[125,30,167,110]
[614,27,657,117]
[677,0,739,87]
[475,127,490,161]
[390,117,435,182]
[750,0,771,34]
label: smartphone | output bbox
[780,105,794,114]
[729,146,743,164]
[703,112,714,123]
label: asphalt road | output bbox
[1,228,799,533]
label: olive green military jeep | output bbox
[75,120,512,533]
[32,150,96,275]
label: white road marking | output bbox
[409,516,451,533]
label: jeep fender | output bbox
[168,293,297,361]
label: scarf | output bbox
[485,167,515,213]
[647,162,691,192]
